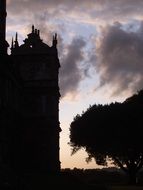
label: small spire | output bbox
[11,37,14,49]
[38,30,40,36]
[55,33,57,40]
[52,33,58,47]
[15,32,18,41]
[15,32,19,48]
[32,25,34,33]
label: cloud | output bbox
[7,0,143,24]
[94,21,143,95]
[59,37,86,98]
[6,0,88,99]
[6,0,143,99]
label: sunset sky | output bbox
[6,0,143,169]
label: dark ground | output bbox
[1,167,143,189]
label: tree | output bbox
[69,90,143,185]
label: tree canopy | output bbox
[69,90,143,184]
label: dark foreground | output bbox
[0,171,107,190]
[25,172,108,190]
[1,169,143,189]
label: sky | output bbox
[5,0,143,169]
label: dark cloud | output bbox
[90,0,143,22]
[59,37,86,97]
[94,21,143,95]
[7,0,143,22]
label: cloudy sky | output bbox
[6,0,143,169]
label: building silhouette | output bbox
[0,0,61,176]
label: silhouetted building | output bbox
[0,0,61,175]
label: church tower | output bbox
[11,26,61,174]
[0,0,61,175]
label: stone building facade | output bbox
[0,0,61,175]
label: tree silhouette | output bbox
[69,90,143,185]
